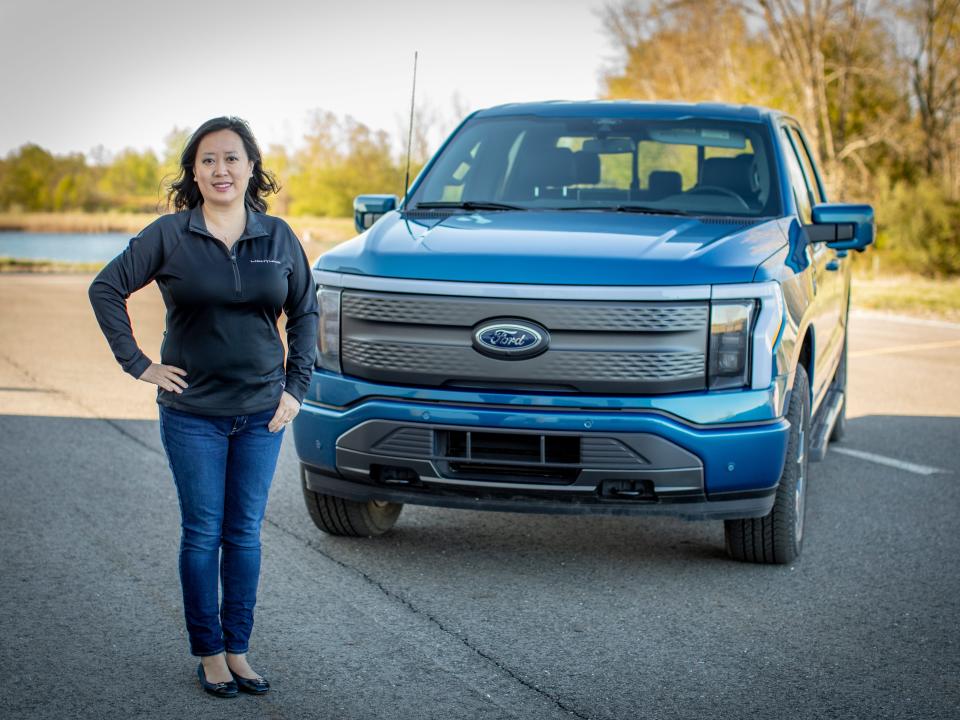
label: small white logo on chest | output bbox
[249,259,281,264]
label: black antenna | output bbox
[403,51,419,205]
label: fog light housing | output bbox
[709,300,755,389]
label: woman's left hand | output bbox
[268,391,301,433]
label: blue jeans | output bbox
[158,405,284,657]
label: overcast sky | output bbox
[0,0,616,159]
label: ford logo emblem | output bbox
[472,319,550,359]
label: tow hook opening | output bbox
[598,479,657,501]
[371,464,423,487]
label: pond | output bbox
[0,232,131,263]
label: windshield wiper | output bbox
[555,205,690,216]
[412,201,528,211]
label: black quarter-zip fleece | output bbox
[89,205,319,416]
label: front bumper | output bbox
[293,380,791,521]
[301,464,777,520]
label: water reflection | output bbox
[0,232,130,262]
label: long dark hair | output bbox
[166,116,280,212]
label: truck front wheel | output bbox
[724,364,810,564]
[302,482,402,537]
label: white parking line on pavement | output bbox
[830,446,948,475]
[850,339,960,359]
[850,309,960,330]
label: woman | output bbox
[89,117,319,698]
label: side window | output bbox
[779,128,813,224]
[787,128,824,205]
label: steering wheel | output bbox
[686,185,750,209]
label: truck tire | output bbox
[724,364,810,564]
[302,484,402,537]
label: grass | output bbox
[283,216,355,254]
[0,211,160,234]
[0,257,106,273]
[852,273,960,322]
[0,211,355,247]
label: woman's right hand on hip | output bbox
[138,364,189,394]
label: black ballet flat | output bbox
[197,663,238,698]
[231,670,271,694]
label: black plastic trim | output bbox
[302,463,776,521]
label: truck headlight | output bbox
[708,300,755,390]
[316,285,342,373]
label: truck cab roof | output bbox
[473,100,783,124]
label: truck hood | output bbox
[317,211,787,286]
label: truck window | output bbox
[439,141,481,202]
[787,127,824,205]
[411,116,783,217]
[780,127,813,224]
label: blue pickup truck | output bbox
[292,101,873,564]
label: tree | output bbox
[601,0,908,197]
[0,144,58,211]
[51,153,99,211]
[263,144,291,215]
[601,0,789,109]
[97,148,161,211]
[286,111,402,217]
[747,1,904,195]
[898,0,960,191]
[161,126,193,191]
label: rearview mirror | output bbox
[648,127,747,149]
[353,194,398,234]
[807,203,874,252]
[582,137,635,154]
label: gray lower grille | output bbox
[371,427,433,456]
[341,290,708,394]
[336,421,705,492]
[363,427,647,468]
[581,437,649,467]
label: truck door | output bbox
[779,124,845,412]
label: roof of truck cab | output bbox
[474,100,779,122]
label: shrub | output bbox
[874,177,960,277]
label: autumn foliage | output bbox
[601,0,960,275]
[1,1,957,275]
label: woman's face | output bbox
[193,129,254,208]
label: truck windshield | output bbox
[409,115,782,217]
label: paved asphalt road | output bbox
[1,274,958,720]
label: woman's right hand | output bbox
[138,364,189,394]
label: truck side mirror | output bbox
[807,203,874,252]
[354,194,398,234]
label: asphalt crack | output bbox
[39,359,592,719]
[99,417,165,456]
[0,351,165,457]
[264,515,592,720]
[0,351,61,396]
